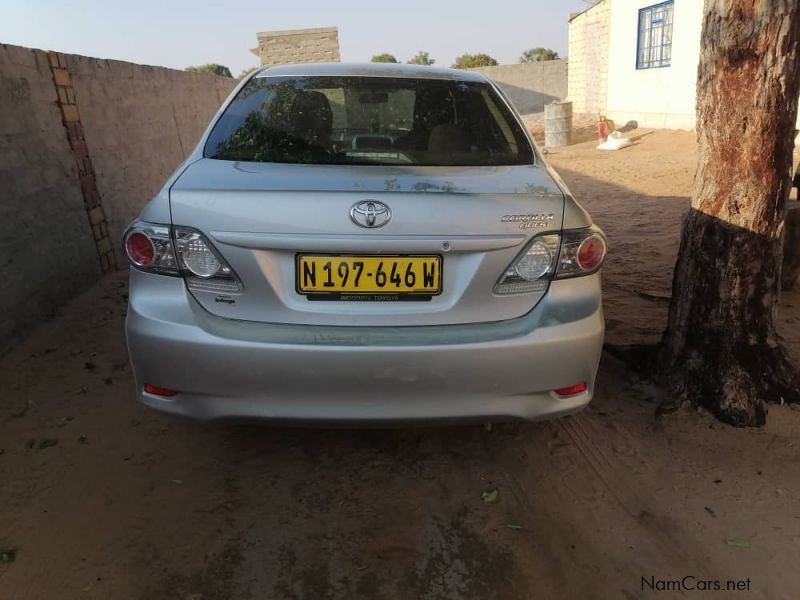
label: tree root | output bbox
[604,341,800,427]
[602,343,660,375]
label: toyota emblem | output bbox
[350,201,391,228]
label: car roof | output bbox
[255,62,490,82]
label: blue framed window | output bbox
[637,1,674,69]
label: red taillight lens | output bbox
[144,384,179,397]
[125,231,155,266]
[576,235,606,271]
[554,383,588,396]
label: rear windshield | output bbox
[204,75,534,166]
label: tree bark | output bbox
[660,0,800,426]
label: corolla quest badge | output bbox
[350,201,391,228]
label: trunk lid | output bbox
[169,158,565,326]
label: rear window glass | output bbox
[204,75,534,166]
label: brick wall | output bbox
[468,61,568,114]
[253,27,340,66]
[0,43,237,355]
[48,52,117,272]
[0,44,100,354]
[567,0,612,115]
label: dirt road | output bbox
[1,131,799,599]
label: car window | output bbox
[204,75,534,166]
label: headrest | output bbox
[428,124,469,153]
[288,91,333,144]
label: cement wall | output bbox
[0,44,101,355]
[0,43,236,355]
[469,61,568,114]
[252,27,340,67]
[64,55,236,258]
[567,0,611,115]
[605,0,703,130]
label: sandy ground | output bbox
[2,130,800,600]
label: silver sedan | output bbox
[124,62,606,424]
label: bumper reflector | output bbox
[554,383,587,397]
[144,384,179,397]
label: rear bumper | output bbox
[125,270,604,424]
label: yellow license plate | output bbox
[296,254,442,297]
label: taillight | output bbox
[494,234,559,294]
[123,222,242,293]
[123,224,177,274]
[173,227,242,293]
[181,236,221,278]
[577,235,606,270]
[494,226,606,295]
[555,226,607,279]
[125,231,155,266]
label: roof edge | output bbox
[254,62,490,82]
[256,26,338,38]
[568,0,605,23]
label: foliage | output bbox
[371,53,399,63]
[452,53,498,69]
[239,67,258,79]
[407,51,435,66]
[185,64,233,78]
[520,47,560,63]
[213,112,332,164]
[214,113,272,161]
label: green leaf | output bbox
[726,538,750,548]
[37,439,58,450]
[481,489,499,504]
[0,548,16,563]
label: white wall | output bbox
[606,0,703,130]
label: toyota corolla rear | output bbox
[124,63,605,424]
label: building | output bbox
[250,27,340,67]
[568,0,703,129]
[569,0,800,131]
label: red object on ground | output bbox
[597,116,607,142]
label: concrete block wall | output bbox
[0,43,237,355]
[469,61,568,114]
[0,44,100,354]
[253,27,340,66]
[567,0,611,115]
[64,55,236,259]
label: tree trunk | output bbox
[660,0,800,427]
